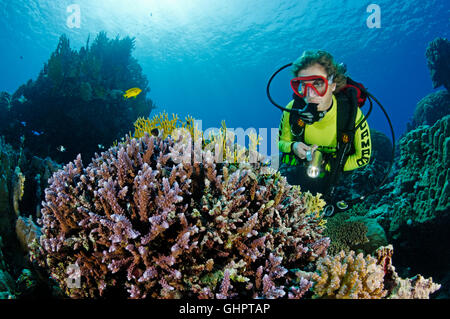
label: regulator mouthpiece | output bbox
[306,150,323,178]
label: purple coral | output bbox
[31,133,327,298]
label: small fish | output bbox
[20,56,23,60]
[123,87,142,99]
[17,95,27,103]
[31,130,43,136]
[20,121,27,126]
[98,144,105,149]
[57,145,66,152]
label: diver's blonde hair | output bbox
[292,50,347,91]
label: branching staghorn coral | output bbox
[204,120,263,165]
[299,191,326,219]
[133,112,202,142]
[133,113,264,166]
[31,132,328,299]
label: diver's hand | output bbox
[292,142,318,160]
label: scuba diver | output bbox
[270,50,378,216]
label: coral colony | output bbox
[31,131,329,298]
[30,121,440,298]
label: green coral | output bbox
[389,115,450,233]
[323,213,368,256]
[0,237,16,299]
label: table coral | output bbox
[31,132,327,298]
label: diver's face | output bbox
[297,63,336,111]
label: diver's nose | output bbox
[306,86,318,97]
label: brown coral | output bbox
[310,245,441,299]
[31,132,327,298]
[16,216,41,253]
[311,250,387,299]
[12,166,25,216]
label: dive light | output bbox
[306,149,323,178]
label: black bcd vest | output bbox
[286,87,360,198]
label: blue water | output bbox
[0,0,449,149]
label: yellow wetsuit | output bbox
[278,95,371,172]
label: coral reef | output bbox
[16,216,41,254]
[311,249,387,299]
[348,117,449,234]
[0,136,61,233]
[309,245,440,299]
[0,137,59,299]
[0,236,16,299]
[406,90,450,132]
[1,33,448,300]
[31,132,328,298]
[0,32,156,164]
[351,216,388,255]
[389,274,442,299]
[133,112,200,141]
[0,235,39,299]
[375,245,441,299]
[334,129,393,202]
[425,37,450,91]
[12,166,25,216]
[323,213,369,256]
[0,137,17,236]
[390,115,449,231]
[133,113,264,166]
[346,116,450,298]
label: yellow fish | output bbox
[123,87,142,99]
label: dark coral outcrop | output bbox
[426,37,450,91]
[0,32,156,164]
[406,90,450,132]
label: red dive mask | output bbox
[290,75,333,98]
